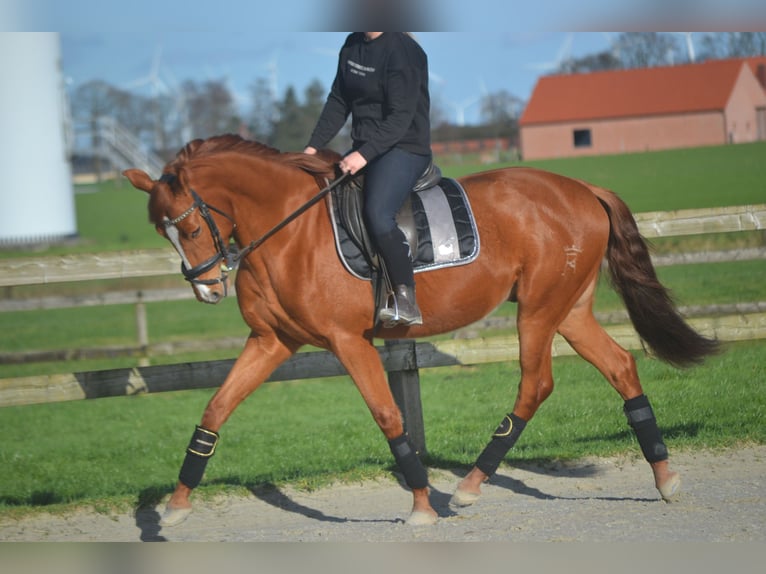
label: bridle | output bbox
[160,174,236,294]
[159,171,349,297]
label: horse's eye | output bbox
[191,226,202,239]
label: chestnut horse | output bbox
[124,135,718,527]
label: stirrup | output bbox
[379,307,422,327]
[378,285,423,327]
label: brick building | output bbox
[519,58,766,160]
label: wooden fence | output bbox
[1,204,765,453]
[1,312,765,453]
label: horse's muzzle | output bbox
[181,253,230,304]
[192,278,226,304]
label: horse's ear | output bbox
[122,169,155,193]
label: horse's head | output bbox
[123,167,236,304]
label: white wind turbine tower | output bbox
[526,32,574,72]
[602,32,621,63]
[681,32,696,63]
[431,69,483,126]
[667,33,696,65]
[127,45,169,98]
[265,52,279,101]
[261,52,281,123]
[126,45,172,150]
[161,64,193,144]
[449,95,481,126]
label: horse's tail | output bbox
[591,187,720,368]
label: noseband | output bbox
[160,174,236,293]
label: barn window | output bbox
[573,129,592,148]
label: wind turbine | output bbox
[431,68,483,126]
[264,52,279,101]
[448,96,481,126]
[125,44,172,151]
[526,32,574,72]
[126,45,169,98]
[160,63,193,143]
[666,33,696,64]
[602,32,621,63]
[245,51,281,128]
[429,70,446,87]
[682,32,696,63]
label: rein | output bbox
[160,171,349,291]
[232,172,349,264]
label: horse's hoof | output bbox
[450,488,480,508]
[406,510,438,526]
[657,472,681,502]
[159,506,192,527]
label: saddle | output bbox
[327,161,480,324]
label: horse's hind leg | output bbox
[557,290,681,501]
[452,299,561,507]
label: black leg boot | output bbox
[379,284,423,326]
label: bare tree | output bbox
[182,79,239,140]
[558,50,622,74]
[698,33,727,61]
[429,93,450,129]
[724,32,766,57]
[480,89,523,124]
[698,32,766,61]
[614,33,680,69]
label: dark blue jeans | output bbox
[362,147,431,286]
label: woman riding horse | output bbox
[124,134,718,527]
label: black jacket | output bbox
[307,32,431,161]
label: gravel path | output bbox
[1,445,763,542]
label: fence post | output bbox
[385,339,427,456]
[135,291,149,367]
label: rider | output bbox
[304,32,432,326]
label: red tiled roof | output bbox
[520,58,763,126]
[744,55,766,79]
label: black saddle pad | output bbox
[328,178,480,281]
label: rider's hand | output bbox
[339,151,367,175]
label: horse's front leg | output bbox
[334,337,437,526]
[161,333,297,526]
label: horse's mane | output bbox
[167,134,339,181]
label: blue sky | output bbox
[56,31,617,125]
[4,0,766,125]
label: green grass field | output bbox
[0,142,764,515]
[445,141,766,212]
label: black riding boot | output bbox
[379,284,423,326]
[374,228,422,327]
